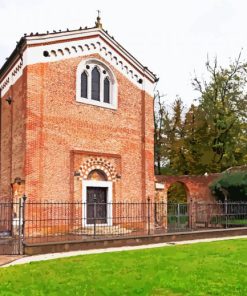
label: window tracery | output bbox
[76,59,117,109]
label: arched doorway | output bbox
[88,169,107,181]
[167,182,189,231]
[82,169,112,226]
[167,182,188,203]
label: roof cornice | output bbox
[0,26,157,83]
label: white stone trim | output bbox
[12,217,23,226]
[24,28,155,80]
[1,31,155,97]
[155,183,165,190]
[82,180,113,227]
[76,58,118,110]
[0,57,25,97]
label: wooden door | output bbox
[87,187,107,224]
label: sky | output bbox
[1,0,247,108]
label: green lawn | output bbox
[227,219,247,225]
[1,239,247,295]
[210,216,247,226]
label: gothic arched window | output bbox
[76,59,117,109]
[91,67,100,101]
[104,77,110,103]
[81,71,88,98]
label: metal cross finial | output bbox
[95,10,103,29]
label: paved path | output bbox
[2,235,247,268]
[0,255,23,267]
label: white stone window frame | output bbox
[76,58,118,110]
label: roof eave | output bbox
[0,26,157,83]
[0,37,26,80]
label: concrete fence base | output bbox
[24,227,247,255]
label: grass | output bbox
[210,216,247,226]
[168,215,189,225]
[227,219,247,225]
[1,239,247,295]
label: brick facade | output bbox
[0,27,156,210]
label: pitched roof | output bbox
[0,24,157,83]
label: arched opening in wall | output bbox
[167,182,190,232]
[167,182,188,203]
[83,169,112,226]
[88,169,107,181]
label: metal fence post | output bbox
[190,198,193,230]
[154,201,157,224]
[18,198,22,255]
[93,195,97,238]
[177,203,180,229]
[225,198,228,229]
[21,194,27,254]
[147,196,151,235]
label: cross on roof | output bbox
[95,10,102,29]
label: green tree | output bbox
[154,90,164,175]
[210,170,247,201]
[154,54,247,176]
[154,94,187,175]
[192,53,247,172]
[167,97,187,174]
[182,104,207,174]
[167,182,187,203]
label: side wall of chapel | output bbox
[0,69,26,200]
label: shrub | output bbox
[210,171,247,201]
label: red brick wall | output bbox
[143,90,155,202]
[155,174,220,203]
[23,53,154,202]
[0,70,26,200]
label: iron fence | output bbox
[195,202,247,228]
[0,200,24,255]
[23,201,151,244]
[154,202,191,232]
[22,200,247,244]
[1,198,247,254]
[0,201,13,234]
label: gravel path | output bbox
[2,235,247,268]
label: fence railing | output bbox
[1,198,247,250]
[195,202,247,228]
[0,199,25,255]
[23,201,151,244]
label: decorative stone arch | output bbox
[80,157,116,227]
[79,157,118,181]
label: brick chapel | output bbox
[0,16,157,223]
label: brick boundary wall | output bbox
[155,174,221,204]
